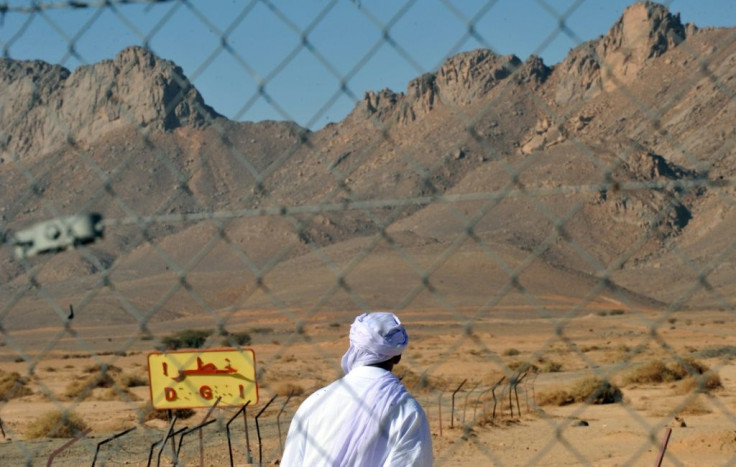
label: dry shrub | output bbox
[508,358,561,374]
[508,361,537,373]
[118,372,149,388]
[161,329,212,350]
[667,358,710,379]
[676,397,712,416]
[83,363,122,374]
[536,389,574,407]
[140,402,195,422]
[0,370,32,400]
[537,377,622,406]
[64,371,116,400]
[95,387,140,402]
[538,359,563,373]
[274,382,305,397]
[221,331,252,347]
[622,360,677,385]
[674,373,722,395]
[569,377,622,404]
[25,410,88,439]
[622,358,718,388]
[64,365,138,400]
[396,368,439,393]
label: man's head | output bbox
[341,312,409,373]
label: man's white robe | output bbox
[281,365,433,466]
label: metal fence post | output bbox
[256,395,278,466]
[450,379,467,429]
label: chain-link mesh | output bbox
[1,0,735,465]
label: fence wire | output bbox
[1,0,735,465]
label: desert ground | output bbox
[1,305,736,466]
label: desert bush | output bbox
[507,361,537,373]
[537,377,622,406]
[503,348,521,356]
[396,368,438,393]
[274,382,305,397]
[118,372,149,388]
[96,387,140,402]
[538,359,563,373]
[675,373,722,395]
[65,366,142,400]
[622,358,717,387]
[64,371,116,400]
[25,410,89,439]
[161,329,212,350]
[667,358,709,379]
[221,331,252,347]
[676,397,712,416]
[468,349,485,358]
[83,363,122,374]
[0,370,32,400]
[570,377,622,404]
[622,360,677,385]
[508,357,561,374]
[536,389,574,406]
[609,309,626,316]
[140,402,195,422]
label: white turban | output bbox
[341,312,409,373]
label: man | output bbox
[281,312,433,466]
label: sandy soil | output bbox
[1,307,736,466]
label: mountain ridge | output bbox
[1,1,734,329]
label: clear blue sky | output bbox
[1,0,733,130]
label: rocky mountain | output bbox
[0,46,221,160]
[1,2,734,330]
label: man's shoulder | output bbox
[294,378,343,410]
[397,390,424,411]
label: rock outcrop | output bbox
[0,46,221,159]
[553,1,691,104]
[350,49,541,126]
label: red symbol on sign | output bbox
[165,387,177,401]
[172,357,238,381]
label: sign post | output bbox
[148,348,258,409]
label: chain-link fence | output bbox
[1,0,735,465]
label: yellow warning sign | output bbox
[147,349,258,409]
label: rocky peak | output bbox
[597,1,688,89]
[349,49,525,126]
[0,45,220,159]
[553,1,690,104]
[435,50,523,105]
[0,59,69,86]
[514,54,552,88]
